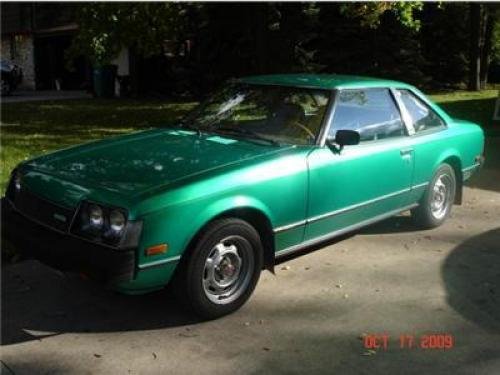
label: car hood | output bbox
[22,128,292,206]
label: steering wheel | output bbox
[292,121,316,141]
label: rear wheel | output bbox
[175,218,263,319]
[412,164,456,229]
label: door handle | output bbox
[400,148,414,157]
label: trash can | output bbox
[93,65,117,98]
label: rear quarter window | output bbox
[395,89,445,133]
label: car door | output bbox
[304,87,415,241]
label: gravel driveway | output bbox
[2,139,499,375]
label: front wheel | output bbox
[412,163,456,229]
[175,218,263,319]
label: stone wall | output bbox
[1,34,36,90]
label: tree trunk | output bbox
[480,10,495,89]
[279,5,303,72]
[253,4,268,74]
[468,3,482,91]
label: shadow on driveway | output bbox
[441,227,500,333]
[1,261,201,346]
[3,223,499,350]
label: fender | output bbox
[182,194,275,257]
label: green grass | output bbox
[1,99,196,194]
[1,89,499,195]
[430,89,499,133]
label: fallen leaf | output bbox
[94,354,102,358]
[178,332,199,338]
[263,347,271,351]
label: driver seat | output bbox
[271,103,306,128]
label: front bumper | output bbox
[1,197,135,284]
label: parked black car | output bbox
[1,60,23,95]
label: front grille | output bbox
[10,187,75,232]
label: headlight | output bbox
[109,210,126,232]
[88,204,104,228]
[71,201,134,248]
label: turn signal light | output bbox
[145,244,168,256]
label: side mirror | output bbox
[326,129,360,152]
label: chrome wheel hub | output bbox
[202,236,253,304]
[430,174,451,219]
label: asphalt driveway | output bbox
[2,139,500,375]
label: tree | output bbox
[469,3,482,91]
[315,3,426,84]
[468,3,499,90]
[339,2,423,30]
[419,3,469,88]
[67,3,187,67]
[480,5,499,88]
[65,2,499,95]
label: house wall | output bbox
[1,34,36,89]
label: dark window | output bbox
[329,88,405,142]
[396,90,445,133]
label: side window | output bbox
[329,88,405,142]
[396,89,445,133]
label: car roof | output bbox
[240,74,414,90]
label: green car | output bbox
[2,74,484,318]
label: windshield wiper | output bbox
[178,120,202,137]
[215,127,281,146]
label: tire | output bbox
[412,163,456,229]
[174,218,263,319]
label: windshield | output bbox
[183,83,331,145]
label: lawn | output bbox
[430,89,499,135]
[1,89,499,195]
[1,99,196,194]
